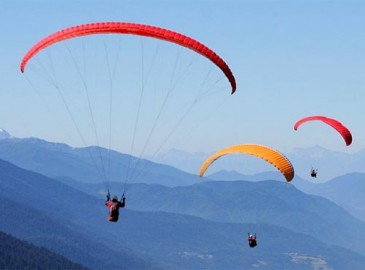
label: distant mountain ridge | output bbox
[83,179,365,257]
[2,158,365,269]
[0,133,363,224]
[205,169,365,223]
[0,128,11,139]
[298,172,365,222]
[0,136,199,187]
[56,174,365,259]
[1,132,363,183]
[1,132,365,268]
[153,146,365,182]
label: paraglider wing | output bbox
[20,22,236,94]
[199,144,294,182]
[294,115,352,146]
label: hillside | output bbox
[0,196,158,270]
[128,180,365,256]
[2,158,365,269]
[300,172,365,222]
[0,231,87,270]
[0,159,160,270]
[62,178,365,257]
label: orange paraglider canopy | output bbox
[199,144,294,182]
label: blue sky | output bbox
[1,0,365,157]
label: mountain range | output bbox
[0,136,198,187]
[299,172,365,222]
[152,146,365,182]
[1,134,363,222]
[2,158,365,269]
[58,178,365,257]
[1,132,365,269]
[2,132,365,184]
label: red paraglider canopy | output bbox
[294,115,352,146]
[20,21,236,94]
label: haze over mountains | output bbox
[0,130,363,184]
[0,128,10,139]
[1,130,365,269]
[152,146,365,182]
[0,134,198,187]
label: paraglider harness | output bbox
[248,233,257,248]
[310,168,317,178]
[106,191,126,222]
